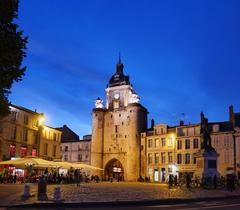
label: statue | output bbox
[200,112,214,150]
[128,90,140,104]
[95,97,104,109]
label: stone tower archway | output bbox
[104,158,124,181]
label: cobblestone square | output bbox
[0,182,240,206]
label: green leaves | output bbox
[0,0,27,118]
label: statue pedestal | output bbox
[195,148,219,179]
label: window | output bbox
[161,128,164,134]
[115,125,119,133]
[177,140,182,150]
[161,152,166,164]
[78,154,82,161]
[64,155,68,161]
[185,139,190,149]
[185,153,190,164]
[11,111,18,121]
[155,139,159,147]
[23,129,28,142]
[9,144,16,157]
[53,133,57,141]
[113,101,119,109]
[65,146,68,152]
[20,147,27,157]
[193,138,199,149]
[11,126,17,140]
[168,137,173,147]
[212,124,219,132]
[53,145,56,157]
[168,152,173,163]
[85,154,88,159]
[193,155,197,164]
[148,139,153,148]
[155,153,159,164]
[32,149,37,157]
[34,132,38,144]
[148,154,153,164]
[177,154,182,164]
[44,144,48,155]
[23,115,29,125]
[161,138,166,147]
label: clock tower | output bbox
[91,58,148,181]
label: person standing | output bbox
[213,174,217,189]
[186,173,191,188]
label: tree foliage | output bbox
[0,0,27,118]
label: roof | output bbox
[10,104,43,116]
[209,121,234,132]
[56,125,80,142]
[108,60,131,87]
[234,113,240,127]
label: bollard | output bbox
[23,183,30,198]
[53,187,61,202]
[38,175,48,201]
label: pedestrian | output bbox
[174,175,178,186]
[213,174,217,189]
[168,174,173,188]
[186,173,191,188]
[13,173,17,184]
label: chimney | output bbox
[179,120,184,126]
[229,105,235,125]
[151,119,155,129]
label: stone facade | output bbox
[0,104,61,161]
[60,138,91,164]
[91,59,148,181]
[141,107,240,182]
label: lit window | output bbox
[9,144,16,157]
[168,152,173,163]
[20,147,27,157]
[148,139,153,148]
[161,138,166,147]
[185,153,190,164]
[155,153,159,164]
[161,152,166,164]
[148,154,153,164]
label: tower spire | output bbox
[116,52,124,74]
[118,52,121,64]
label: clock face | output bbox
[114,93,120,99]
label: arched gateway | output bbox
[104,159,124,181]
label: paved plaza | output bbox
[0,182,240,207]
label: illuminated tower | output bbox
[91,58,148,181]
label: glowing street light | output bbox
[39,115,45,126]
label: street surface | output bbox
[3,198,240,210]
[0,182,239,208]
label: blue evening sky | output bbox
[10,0,240,137]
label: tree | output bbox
[0,0,27,118]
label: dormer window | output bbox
[213,124,219,132]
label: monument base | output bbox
[195,148,219,179]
